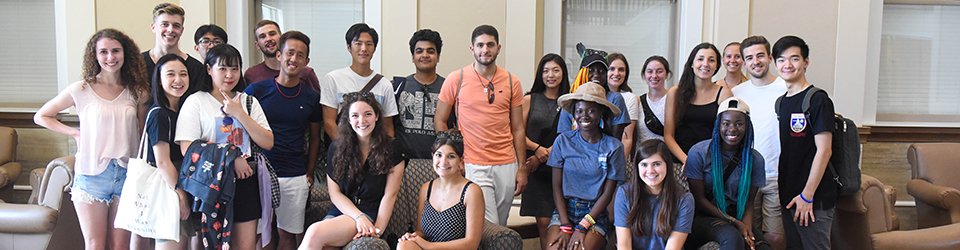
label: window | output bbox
[563,0,677,93]
[0,0,56,104]
[878,3,960,123]
[259,0,363,76]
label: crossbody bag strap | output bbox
[136,107,161,159]
[361,74,384,92]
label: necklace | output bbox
[275,78,301,98]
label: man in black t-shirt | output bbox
[395,29,452,158]
[774,35,836,250]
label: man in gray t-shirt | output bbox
[395,29,454,158]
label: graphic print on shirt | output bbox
[790,113,806,134]
[217,116,249,157]
[400,90,439,132]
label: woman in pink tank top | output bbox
[35,29,149,250]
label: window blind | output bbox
[0,0,57,104]
[260,0,363,77]
[878,4,960,122]
[563,0,677,94]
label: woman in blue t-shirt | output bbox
[682,97,770,250]
[544,82,626,250]
[614,139,694,250]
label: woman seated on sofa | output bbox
[682,97,770,250]
[397,131,484,250]
[299,91,406,250]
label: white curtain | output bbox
[0,0,56,104]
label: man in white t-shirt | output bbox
[731,35,787,249]
[320,23,398,139]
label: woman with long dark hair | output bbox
[397,131,483,249]
[664,43,733,163]
[176,44,274,250]
[300,92,405,249]
[521,53,570,250]
[682,97,770,250]
[34,28,149,250]
[606,53,639,161]
[614,139,694,250]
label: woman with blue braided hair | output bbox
[682,97,770,250]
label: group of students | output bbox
[32,2,837,250]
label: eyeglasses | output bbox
[199,39,224,46]
[420,84,431,103]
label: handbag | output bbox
[114,107,180,241]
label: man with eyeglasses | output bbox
[244,20,320,94]
[394,29,452,159]
[435,25,527,226]
[193,24,227,61]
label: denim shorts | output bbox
[549,198,611,236]
[72,159,127,204]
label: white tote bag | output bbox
[114,107,180,241]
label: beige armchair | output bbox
[0,156,83,250]
[906,143,960,228]
[831,174,960,250]
[0,126,22,190]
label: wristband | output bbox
[574,224,588,233]
[559,224,574,234]
[800,193,814,203]
[535,145,542,152]
[353,213,367,221]
[584,214,596,225]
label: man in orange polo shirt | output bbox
[435,25,527,226]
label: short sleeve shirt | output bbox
[683,140,766,212]
[732,78,788,178]
[175,91,272,158]
[777,85,837,209]
[614,185,694,250]
[326,139,405,216]
[244,79,323,177]
[547,129,626,200]
[319,67,399,117]
[438,64,524,165]
[557,91,632,134]
[243,62,321,93]
[145,106,183,168]
[395,73,448,159]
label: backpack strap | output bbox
[361,74,384,92]
[775,85,824,121]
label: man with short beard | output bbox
[435,25,527,226]
[244,20,320,93]
[731,35,787,249]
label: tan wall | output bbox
[94,0,219,62]
[748,0,839,94]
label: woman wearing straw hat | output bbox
[545,81,627,250]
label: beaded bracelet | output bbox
[574,224,588,233]
[584,214,596,225]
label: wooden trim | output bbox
[0,111,78,128]
[861,126,960,143]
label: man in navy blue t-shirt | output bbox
[244,31,322,250]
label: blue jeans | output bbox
[687,215,771,250]
[72,159,126,204]
[783,207,834,250]
[548,198,611,236]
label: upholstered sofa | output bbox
[906,143,960,228]
[0,126,22,192]
[306,158,522,249]
[0,156,83,250]
[832,174,960,250]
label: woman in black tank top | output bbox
[664,43,734,163]
[398,131,484,250]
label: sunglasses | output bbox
[436,131,463,143]
[342,91,375,103]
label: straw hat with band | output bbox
[558,81,622,119]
